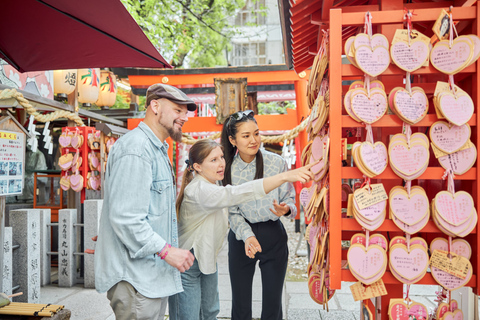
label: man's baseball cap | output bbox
[146,83,197,111]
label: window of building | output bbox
[235,0,267,26]
[232,42,267,66]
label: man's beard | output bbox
[168,126,182,142]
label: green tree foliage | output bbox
[257,101,295,115]
[121,0,245,68]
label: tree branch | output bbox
[173,0,229,38]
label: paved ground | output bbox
[32,218,477,319]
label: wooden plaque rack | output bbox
[328,4,480,315]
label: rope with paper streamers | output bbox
[0,89,85,126]
[180,114,311,145]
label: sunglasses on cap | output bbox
[230,110,255,121]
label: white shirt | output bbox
[178,174,266,274]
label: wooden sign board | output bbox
[214,78,248,124]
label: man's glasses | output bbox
[231,110,255,121]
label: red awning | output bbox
[0,0,172,72]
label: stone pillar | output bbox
[39,209,51,286]
[83,200,102,288]
[9,209,41,303]
[2,226,12,295]
[58,209,77,287]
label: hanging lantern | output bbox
[96,70,117,109]
[77,68,100,107]
[53,69,76,100]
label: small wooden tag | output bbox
[353,184,388,210]
[350,279,388,301]
[430,250,470,279]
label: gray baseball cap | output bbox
[146,83,197,111]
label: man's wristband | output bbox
[157,244,171,259]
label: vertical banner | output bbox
[0,130,25,196]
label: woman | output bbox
[221,110,295,320]
[168,139,315,320]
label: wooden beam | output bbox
[310,9,323,25]
[290,15,312,32]
[291,23,317,39]
[289,0,316,16]
[0,84,74,112]
[292,36,317,50]
[128,107,299,132]
[294,58,315,73]
[339,6,475,26]
[290,1,322,24]
[341,4,379,12]
[454,0,476,6]
[128,70,311,87]
[321,0,335,21]
[292,32,318,49]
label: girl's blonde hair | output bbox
[176,139,223,216]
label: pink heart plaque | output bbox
[359,142,388,176]
[432,265,472,291]
[390,191,429,226]
[443,310,464,320]
[389,141,429,176]
[351,89,387,124]
[347,244,386,285]
[390,40,429,72]
[438,144,477,175]
[59,133,71,148]
[355,45,390,77]
[389,245,429,281]
[393,88,428,124]
[430,122,470,154]
[430,39,473,75]
[354,198,386,222]
[388,301,428,320]
[435,191,474,226]
[438,92,474,126]
[429,238,472,259]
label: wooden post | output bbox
[66,87,81,210]
[329,8,343,290]
[0,196,4,293]
[476,0,480,295]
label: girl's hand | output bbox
[270,199,289,217]
[244,236,262,259]
[282,160,318,183]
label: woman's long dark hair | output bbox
[220,113,263,186]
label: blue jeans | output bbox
[169,255,220,320]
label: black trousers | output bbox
[228,219,288,320]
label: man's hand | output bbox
[269,199,290,217]
[164,246,195,272]
[244,236,262,259]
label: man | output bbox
[95,83,196,320]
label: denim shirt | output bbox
[94,122,182,298]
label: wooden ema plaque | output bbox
[328,5,480,319]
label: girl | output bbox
[168,139,315,320]
[221,110,295,320]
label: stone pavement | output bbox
[36,219,477,319]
